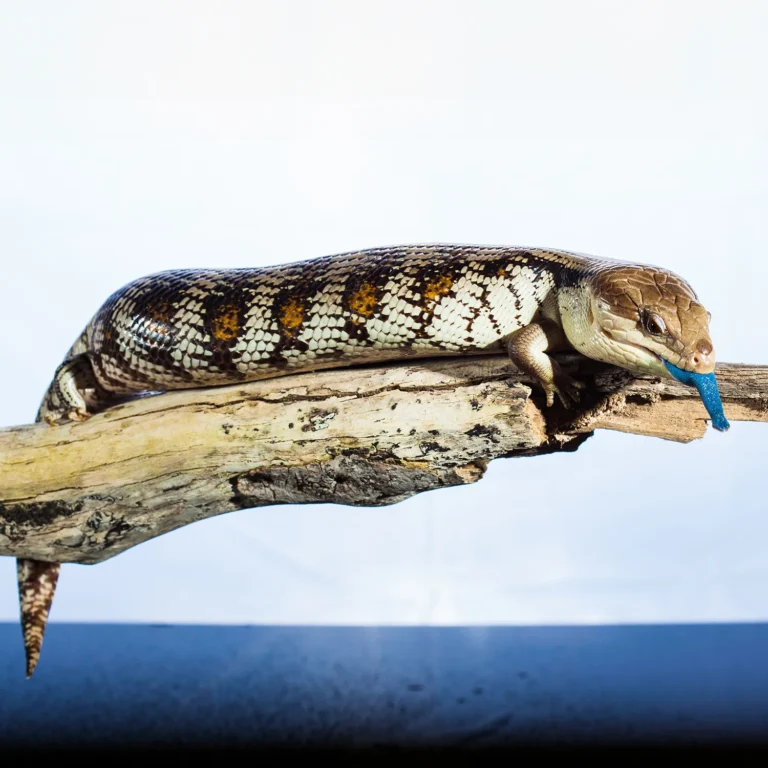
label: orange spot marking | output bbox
[278,298,305,337]
[150,300,171,323]
[211,304,241,341]
[348,283,379,317]
[143,300,173,339]
[423,274,454,306]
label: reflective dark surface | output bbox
[2,623,768,748]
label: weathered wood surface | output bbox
[0,357,765,565]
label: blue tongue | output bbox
[662,360,730,432]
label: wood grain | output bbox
[0,357,765,564]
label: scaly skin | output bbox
[20,244,719,675]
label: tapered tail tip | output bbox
[17,559,61,678]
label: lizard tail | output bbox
[17,558,60,677]
[18,340,87,678]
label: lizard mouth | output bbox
[600,329,669,372]
[602,328,713,376]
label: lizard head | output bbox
[572,264,716,378]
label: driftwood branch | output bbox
[0,356,766,565]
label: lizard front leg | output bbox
[504,320,585,408]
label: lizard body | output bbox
[20,244,720,675]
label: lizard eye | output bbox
[642,312,666,336]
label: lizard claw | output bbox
[541,357,586,408]
[544,374,585,409]
[43,407,90,425]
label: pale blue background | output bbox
[0,1,766,627]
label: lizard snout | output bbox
[689,338,715,374]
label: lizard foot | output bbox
[544,367,586,409]
[43,407,91,426]
[38,355,102,425]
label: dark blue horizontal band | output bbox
[2,622,767,747]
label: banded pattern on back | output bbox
[84,245,593,395]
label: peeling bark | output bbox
[0,356,765,566]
